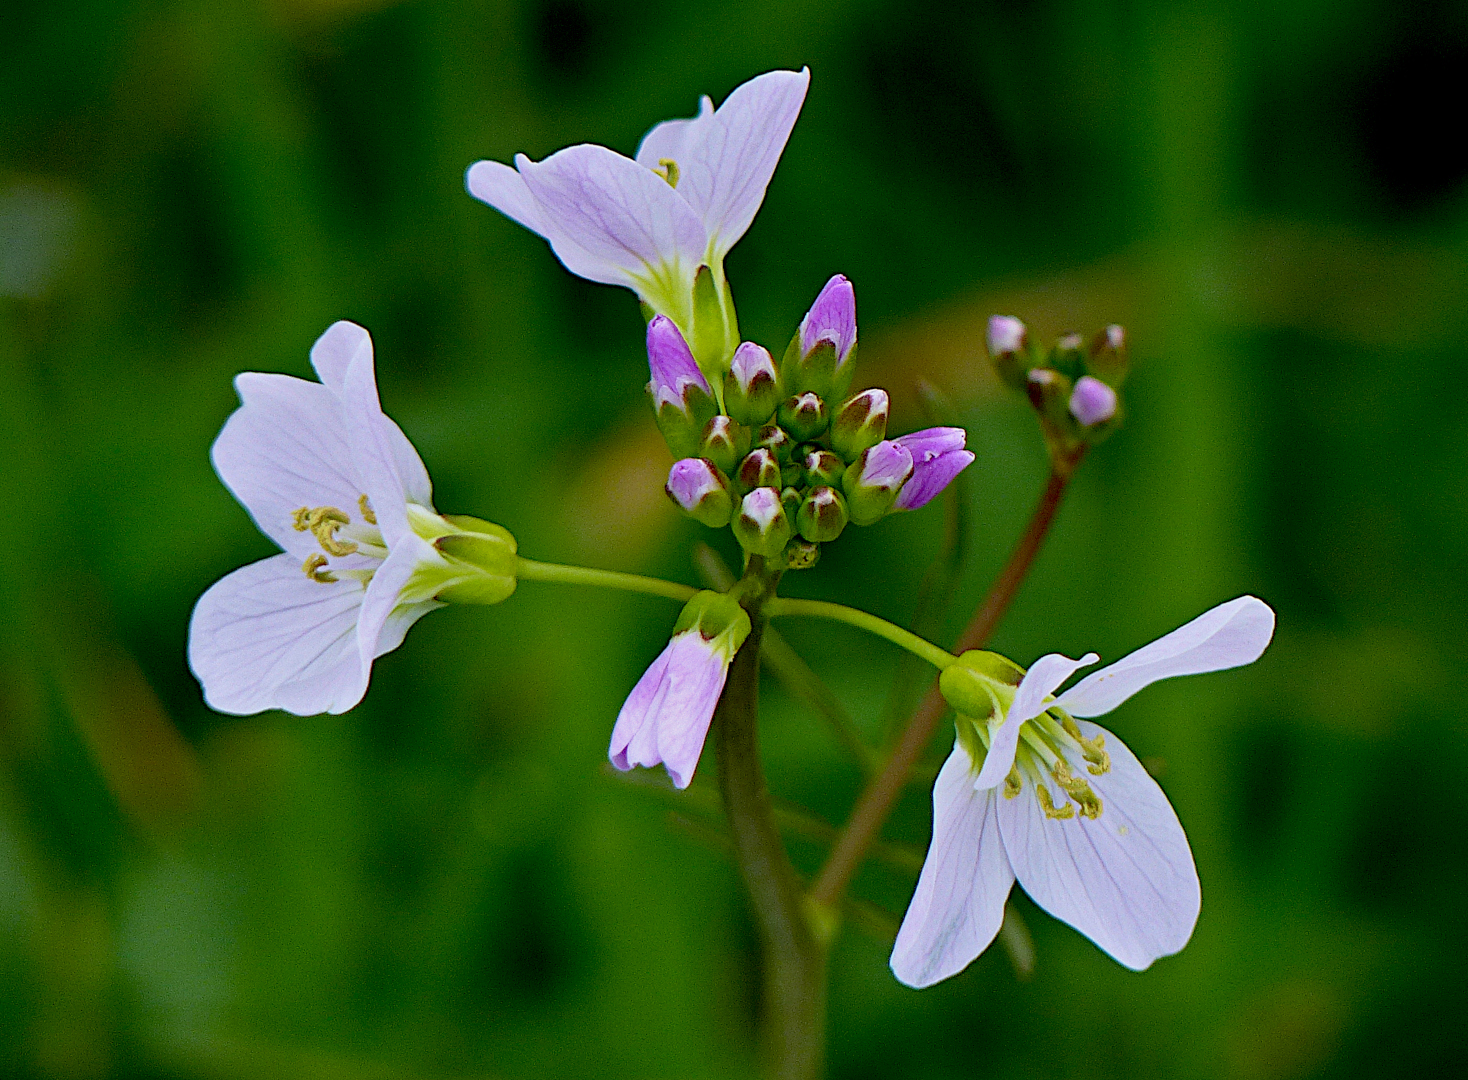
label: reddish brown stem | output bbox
[810,461,1079,909]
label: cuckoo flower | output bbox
[891,596,1275,987]
[893,427,975,510]
[189,322,517,717]
[466,68,810,369]
[610,591,752,788]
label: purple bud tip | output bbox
[647,315,711,407]
[987,315,1026,356]
[730,341,777,391]
[741,487,783,529]
[860,440,915,489]
[895,427,966,463]
[1105,324,1125,351]
[1058,332,1084,351]
[667,458,721,510]
[799,274,857,364]
[1069,376,1118,426]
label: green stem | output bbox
[514,557,697,603]
[716,558,826,1080]
[765,598,956,672]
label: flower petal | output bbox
[1054,596,1276,718]
[356,532,443,671]
[465,158,549,236]
[995,722,1200,970]
[212,372,365,558]
[671,68,810,258]
[895,427,967,462]
[635,95,715,171]
[973,652,1099,790]
[187,553,368,716]
[339,349,425,544]
[891,744,1015,988]
[515,144,708,295]
[894,450,974,511]
[608,631,728,789]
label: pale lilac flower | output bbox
[986,315,1026,356]
[189,322,515,716]
[892,596,1275,987]
[1069,376,1118,426]
[466,69,810,336]
[798,274,857,366]
[610,592,752,788]
[893,427,975,510]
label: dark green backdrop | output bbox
[3,1,1465,1077]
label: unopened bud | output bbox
[778,392,828,442]
[783,274,858,400]
[830,388,890,460]
[780,485,803,520]
[1052,332,1086,381]
[1069,376,1118,427]
[734,447,782,495]
[1087,324,1128,385]
[797,485,849,543]
[666,458,733,528]
[986,315,1029,391]
[783,538,821,571]
[733,487,792,558]
[801,446,845,487]
[842,439,914,526]
[648,315,717,458]
[1026,367,1073,429]
[723,342,780,426]
[754,422,794,462]
[698,415,750,476]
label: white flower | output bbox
[465,68,809,352]
[891,596,1275,987]
[188,322,516,716]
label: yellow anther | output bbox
[292,507,312,531]
[656,158,680,188]
[1052,760,1103,820]
[1060,713,1111,775]
[302,553,337,583]
[305,506,357,557]
[358,494,377,525]
[1003,769,1022,799]
[1037,784,1075,820]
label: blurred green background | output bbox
[3,0,1466,1077]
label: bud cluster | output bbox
[655,276,973,569]
[986,316,1128,469]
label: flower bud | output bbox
[1069,376,1118,427]
[797,485,849,543]
[733,486,793,558]
[777,392,828,442]
[1025,367,1073,430]
[665,458,733,528]
[783,274,858,400]
[830,388,890,460]
[698,414,750,477]
[734,447,782,495]
[754,423,794,462]
[779,485,803,521]
[723,342,781,426]
[647,315,717,458]
[800,446,845,488]
[783,538,821,571]
[1052,332,1086,381]
[1087,324,1128,385]
[893,427,974,511]
[841,439,914,526]
[986,315,1029,391]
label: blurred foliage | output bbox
[3,0,1467,1077]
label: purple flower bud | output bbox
[895,427,966,464]
[857,440,916,489]
[647,315,712,410]
[987,315,1027,356]
[799,274,857,365]
[730,341,777,393]
[733,486,793,557]
[892,427,974,511]
[1069,376,1117,427]
[1103,324,1124,352]
[666,458,732,527]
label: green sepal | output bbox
[830,390,889,461]
[732,492,793,558]
[673,590,752,662]
[426,517,519,606]
[1050,333,1086,382]
[800,447,844,487]
[796,486,848,543]
[777,392,828,442]
[733,448,782,496]
[690,265,732,381]
[698,415,750,477]
[938,650,1022,720]
[652,383,718,461]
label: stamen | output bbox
[291,507,312,531]
[1036,784,1075,820]
[1059,712,1111,775]
[302,553,337,583]
[1003,768,1022,799]
[1051,760,1103,819]
[358,494,377,525]
[656,158,680,188]
[306,506,358,557]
